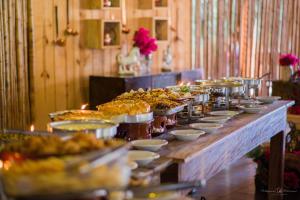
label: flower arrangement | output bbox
[133,27,158,56]
[249,125,300,191]
[279,54,300,81]
[279,54,299,66]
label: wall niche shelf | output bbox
[81,0,121,9]
[81,19,121,49]
[138,0,169,9]
[138,17,169,42]
[155,0,168,7]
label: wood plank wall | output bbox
[31,0,192,130]
[192,0,300,81]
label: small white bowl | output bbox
[189,123,223,134]
[169,129,206,141]
[199,116,230,124]
[238,105,266,114]
[256,96,281,104]
[128,150,160,166]
[131,139,168,152]
[209,110,240,117]
[128,161,138,170]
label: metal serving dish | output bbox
[153,104,185,116]
[125,112,154,123]
[49,110,106,122]
[48,120,118,139]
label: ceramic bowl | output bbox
[131,139,168,152]
[128,161,138,170]
[128,150,160,166]
[169,129,206,141]
[189,123,223,134]
[238,105,266,114]
[199,116,231,124]
[256,96,281,104]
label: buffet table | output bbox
[153,100,294,199]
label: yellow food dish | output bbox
[54,123,112,131]
[97,99,151,116]
[51,110,107,121]
[2,157,130,196]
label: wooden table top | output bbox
[158,100,294,163]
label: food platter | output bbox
[49,110,106,121]
[124,112,154,123]
[49,120,119,139]
[0,133,131,200]
[153,104,185,116]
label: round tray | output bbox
[48,120,119,139]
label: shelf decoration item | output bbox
[162,45,173,72]
[81,20,121,49]
[81,0,120,9]
[104,33,112,45]
[103,0,112,7]
[279,54,299,81]
[133,27,158,75]
[117,46,140,75]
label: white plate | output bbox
[199,116,230,123]
[209,110,240,117]
[128,150,160,166]
[131,139,168,152]
[256,96,281,104]
[169,129,206,141]
[238,105,266,114]
[189,123,223,134]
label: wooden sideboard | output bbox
[89,70,202,108]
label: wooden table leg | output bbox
[268,131,285,200]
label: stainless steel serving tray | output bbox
[48,120,119,139]
[153,104,186,116]
[124,112,154,123]
[49,110,105,121]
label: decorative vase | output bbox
[139,54,153,75]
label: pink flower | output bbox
[292,151,300,156]
[284,172,299,189]
[133,28,158,56]
[279,54,299,66]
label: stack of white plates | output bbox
[131,139,168,152]
[199,116,230,124]
[169,129,206,141]
[128,150,160,166]
[238,105,266,114]
[189,123,223,134]
[209,110,241,117]
[256,96,281,104]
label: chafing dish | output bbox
[195,79,244,109]
[223,77,262,98]
[48,120,118,139]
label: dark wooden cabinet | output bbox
[89,70,202,108]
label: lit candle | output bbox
[30,125,35,132]
[81,104,88,110]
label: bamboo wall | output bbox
[0,0,31,130]
[192,0,300,80]
[31,0,192,130]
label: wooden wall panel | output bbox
[31,0,192,129]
